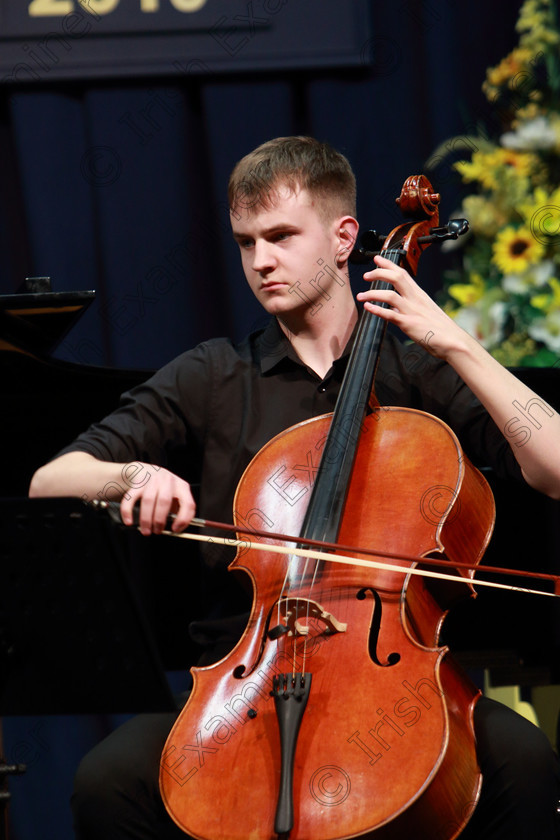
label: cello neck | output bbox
[298,278,390,547]
[297,175,441,548]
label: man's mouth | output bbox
[261,280,288,291]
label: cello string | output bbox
[300,535,327,678]
[300,552,321,680]
[295,244,397,678]
[289,548,300,681]
[299,241,398,675]
[276,550,297,679]
[279,544,311,680]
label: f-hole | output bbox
[357,587,401,667]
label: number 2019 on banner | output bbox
[29,0,207,16]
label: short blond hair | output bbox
[228,136,356,222]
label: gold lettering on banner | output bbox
[29,0,73,16]
[29,0,208,18]
[169,0,207,10]
[77,0,119,14]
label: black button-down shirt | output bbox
[63,317,520,504]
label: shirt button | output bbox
[318,385,326,393]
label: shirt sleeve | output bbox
[56,341,218,474]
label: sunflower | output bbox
[492,226,546,274]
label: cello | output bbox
[159,175,495,840]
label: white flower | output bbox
[502,259,555,294]
[454,301,507,348]
[501,116,558,151]
[528,310,560,353]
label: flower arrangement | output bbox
[434,0,560,366]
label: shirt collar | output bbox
[257,318,298,374]
[257,315,359,376]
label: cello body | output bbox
[160,406,495,840]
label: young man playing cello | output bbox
[30,136,560,839]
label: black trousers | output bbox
[72,697,560,839]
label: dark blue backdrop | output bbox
[0,2,524,838]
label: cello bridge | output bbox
[276,597,347,638]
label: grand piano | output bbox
[1,283,560,715]
[0,283,209,717]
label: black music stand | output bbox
[0,497,178,715]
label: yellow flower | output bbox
[484,47,534,91]
[518,3,542,31]
[482,0,559,101]
[455,148,538,190]
[455,155,494,189]
[530,277,560,310]
[448,273,486,306]
[518,186,547,219]
[491,335,538,366]
[514,103,543,123]
[531,292,551,309]
[436,0,560,363]
[517,187,560,239]
[517,0,560,49]
[489,147,539,179]
[462,195,507,237]
[548,277,560,305]
[492,226,546,274]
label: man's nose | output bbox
[252,240,275,272]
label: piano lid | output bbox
[0,280,153,498]
[0,278,95,356]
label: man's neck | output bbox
[277,300,358,379]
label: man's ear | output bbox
[335,216,359,267]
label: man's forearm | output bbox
[29,452,130,502]
[444,334,560,500]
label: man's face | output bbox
[230,187,346,319]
